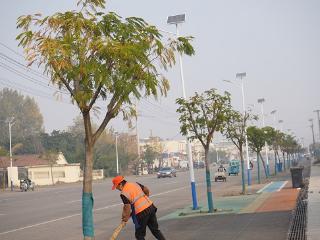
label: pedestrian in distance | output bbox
[112,175,166,240]
[250,161,254,169]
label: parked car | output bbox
[193,161,205,169]
[157,167,177,178]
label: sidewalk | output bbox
[118,178,300,240]
[307,161,320,240]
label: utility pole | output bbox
[135,104,141,175]
[115,132,119,175]
[8,117,15,191]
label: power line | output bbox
[0,41,25,59]
[0,52,50,80]
[0,61,67,95]
[0,78,69,104]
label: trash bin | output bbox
[290,167,304,188]
[277,163,283,172]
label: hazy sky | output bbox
[0,0,319,146]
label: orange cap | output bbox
[112,175,124,190]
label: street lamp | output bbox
[270,110,278,174]
[309,119,316,156]
[257,98,270,177]
[235,72,251,187]
[278,120,284,132]
[270,110,277,130]
[167,13,198,210]
[115,132,119,175]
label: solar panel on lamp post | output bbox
[167,14,198,210]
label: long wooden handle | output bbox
[109,222,126,240]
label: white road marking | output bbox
[257,182,273,193]
[150,186,189,197]
[54,191,66,194]
[0,198,12,202]
[277,181,288,192]
[67,199,81,204]
[0,185,189,235]
[163,181,179,185]
[0,213,81,235]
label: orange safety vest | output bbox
[121,182,153,214]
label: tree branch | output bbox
[92,94,123,144]
[88,83,103,110]
[186,105,206,148]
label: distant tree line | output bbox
[0,88,137,177]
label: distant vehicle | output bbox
[193,161,205,169]
[179,160,189,170]
[215,165,227,182]
[228,160,240,176]
[20,179,35,192]
[157,167,177,178]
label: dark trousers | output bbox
[135,210,166,240]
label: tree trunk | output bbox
[204,147,214,213]
[274,151,277,175]
[240,148,246,194]
[82,113,95,240]
[50,164,54,185]
[257,152,261,184]
[275,151,281,172]
[259,153,268,178]
[282,152,286,171]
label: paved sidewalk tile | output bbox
[256,184,299,213]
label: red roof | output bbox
[0,155,50,168]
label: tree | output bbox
[279,134,295,169]
[17,0,194,238]
[0,88,44,153]
[143,144,158,173]
[224,110,256,193]
[41,150,58,185]
[262,126,278,175]
[177,88,231,213]
[247,126,267,183]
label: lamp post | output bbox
[236,72,251,186]
[115,132,119,175]
[278,120,283,132]
[314,110,320,141]
[270,110,277,130]
[167,14,198,210]
[258,98,269,177]
[309,119,316,156]
[270,110,278,174]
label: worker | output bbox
[112,175,166,240]
[218,164,226,172]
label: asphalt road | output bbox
[0,165,270,240]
